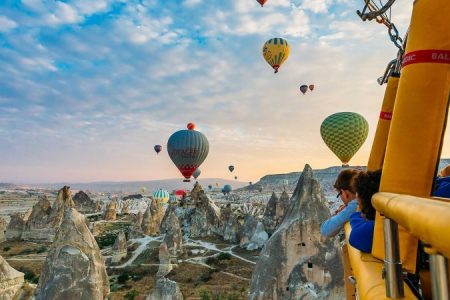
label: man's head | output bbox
[334,169,360,204]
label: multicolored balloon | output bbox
[320,112,369,166]
[256,0,268,6]
[300,85,308,95]
[154,145,162,154]
[167,123,209,182]
[228,165,234,172]
[153,189,170,203]
[193,168,201,180]
[262,38,290,73]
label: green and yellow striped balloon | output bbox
[320,112,369,165]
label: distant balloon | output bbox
[234,176,238,180]
[154,145,162,154]
[223,184,232,195]
[169,195,178,204]
[309,84,315,91]
[153,189,170,203]
[249,182,252,185]
[228,165,235,173]
[215,182,219,187]
[262,38,290,73]
[193,168,201,180]
[300,85,308,95]
[141,186,147,193]
[320,112,369,166]
[175,189,186,199]
[208,185,212,190]
[256,0,268,6]
[167,123,209,182]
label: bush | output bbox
[205,256,218,265]
[218,252,232,260]
[36,246,47,253]
[200,289,211,300]
[17,267,37,283]
[200,271,212,282]
[117,273,130,284]
[125,290,139,300]
[3,246,11,252]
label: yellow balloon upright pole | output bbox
[367,74,400,171]
[372,0,450,275]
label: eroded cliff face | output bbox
[73,191,98,214]
[141,199,163,236]
[189,183,221,238]
[36,207,109,300]
[249,164,344,300]
[0,255,24,300]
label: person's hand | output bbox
[334,204,346,215]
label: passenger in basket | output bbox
[320,169,361,237]
[349,169,382,253]
[433,165,450,198]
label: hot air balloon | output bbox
[141,186,147,193]
[187,122,195,130]
[228,165,234,172]
[223,184,232,195]
[262,38,290,73]
[320,112,369,166]
[193,168,201,180]
[169,194,178,204]
[175,189,186,199]
[249,182,253,185]
[208,185,212,190]
[153,189,170,203]
[167,123,209,182]
[215,182,219,187]
[309,84,315,91]
[234,176,238,180]
[154,145,162,154]
[256,0,268,6]
[300,85,308,95]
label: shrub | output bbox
[36,246,47,253]
[218,252,232,260]
[125,290,138,300]
[205,256,218,265]
[3,246,11,252]
[200,289,211,300]
[17,267,37,283]
[200,272,212,282]
[117,273,130,284]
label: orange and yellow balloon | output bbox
[262,38,290,73]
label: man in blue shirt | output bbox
[320,169,360,237]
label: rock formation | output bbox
[160,206,183,256]
[156,242,172,278]
[111,231,127,264]
[73,191,98,214]
[20,187,74,242]
[221,204,241,243]
[189,183,221,238]
[127,211,144,239]
[103,200,117,221]
[5,210,31,240]
[121,202,129,214]
[36,208,109,299]
[239,215,268,250]
[262,191,290,235]
[0,255,24,300]
[278,190,290,221]
[249,164,344,299]
[146,277,183,300]
[141,199,163,236]
[0,218,8,243]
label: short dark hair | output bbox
[352,170,382,220]
[334,169,360,192]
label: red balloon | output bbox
[175,189,186,199]
[256,0,268,7]
[187,123,195,130]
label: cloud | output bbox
[0,16,17,32]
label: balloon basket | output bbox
[183,179,190,182]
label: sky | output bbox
[1,0,443,184]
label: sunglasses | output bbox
[336,191,343,198]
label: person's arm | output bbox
[320,201,357,237]
[349,212,375,253]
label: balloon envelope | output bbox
[262,38,290,73]
[234,176,238,180]
[175,189,186,199]
[154,145,162,154]
[256,0,268,6]
[228,165,234,172]
[300,85,308,94]
[167,124,209,181]
[153,189,170,203]
[309,84,315,91]
[223,184,232,194]
[192,168,201,180]
[320,112,369,165]
[208,185,212,190]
